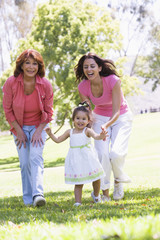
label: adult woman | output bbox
[75,52,133,201]
[3,49,53,206]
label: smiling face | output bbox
[21,57,39,79]
[73,110,89,131]
[83,58,102,81]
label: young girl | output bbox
[45,103,108,206]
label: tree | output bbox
[0,67,15,131]
[0,0,139,130]
[135,23,160,91]
[105,0,157,76]
[0,0,36,74]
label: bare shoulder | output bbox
[64,129,71,137]
[85,127,92,137]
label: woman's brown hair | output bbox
[14,49,45,77]
[74,52,120,83]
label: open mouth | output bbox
[78,124,84,127]
[88,73,93,76]
[27,71,35,74]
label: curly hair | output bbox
[14,49,45,77]
[74,52,120,83]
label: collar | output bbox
[16,73,44,84]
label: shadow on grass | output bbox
[0,157,19,165]
[0,188,160,225]
[44,158,65,168]
[0,157,65,171]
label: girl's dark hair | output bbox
[72,106,90,121]
[14,49,45,77]
[74,52,120,83]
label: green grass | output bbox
[0,112,160,240]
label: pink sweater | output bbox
[78,75,128,117]
[3,73,53,135]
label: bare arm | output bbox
[86,128,108,141]
[101,80,121,130]
[45,127,70,143]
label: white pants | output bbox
[92,111,133,190]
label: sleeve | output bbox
[109,75,121,89]
[2,77,16,124]
[78,80,89,97]
[43,79,54,123]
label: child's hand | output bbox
[101,123,107,131]
[45,127,52,135]
[100,128,108,141]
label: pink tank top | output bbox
[78,75,128,117]
[23,89,41,125]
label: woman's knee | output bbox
[110,151,125,163]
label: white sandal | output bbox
[91,192,101,203]
[74,202,82,206]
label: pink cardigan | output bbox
[3,73,53,135]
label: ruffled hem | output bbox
[65,171,105,185]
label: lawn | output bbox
[0,112,160,240]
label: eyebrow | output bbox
[83,64,95,67]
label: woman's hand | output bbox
[31,128,44,147]
[15,129,27,149]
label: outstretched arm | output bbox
[86,128,108,141]
[101,80,121,130]
[45,127,70,143]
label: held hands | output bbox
[100,128,108,141]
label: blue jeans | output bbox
[13,125,47,205]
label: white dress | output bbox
[65,127,105,185]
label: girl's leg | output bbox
[74,184,83,203]
[91,179,101,203]
[102,189,110,198]
[92,179,100,197]
[92,180,110,202]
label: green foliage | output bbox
[0,0,140,131]
[115,57,141,96]
[135,23,160,91]
[0,67,15,131]
[29,0,123,126]
[136,53,160,91]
